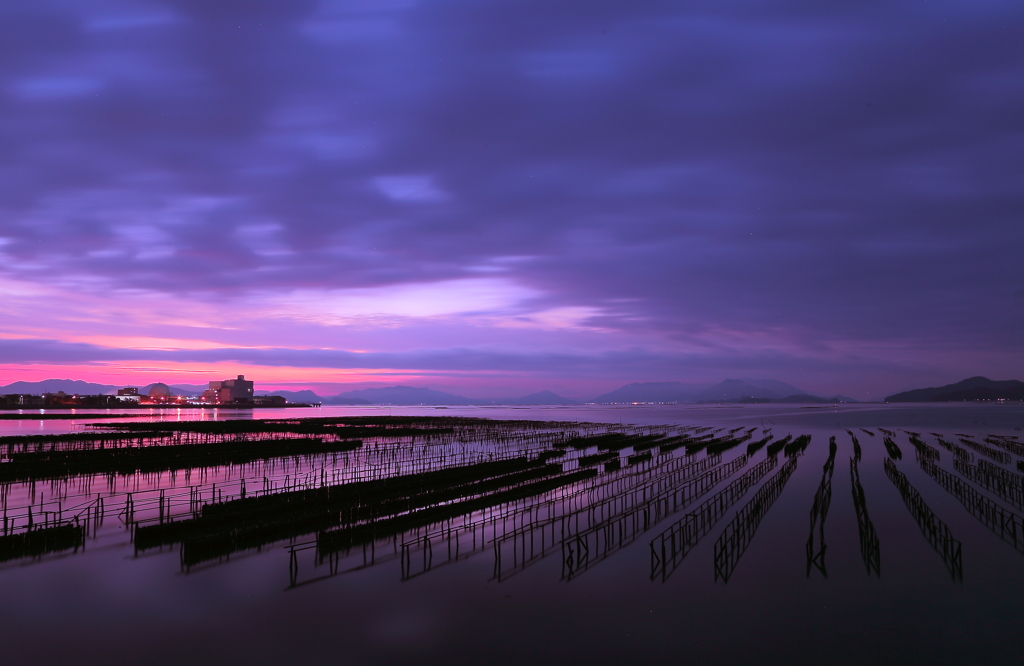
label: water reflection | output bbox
[562,452,749,581]
[806,437,837,577]
[883,458,962,580]
[850,450,882,577]
[1,414,1024,594]
[498,453,723,582]
[713,456,799,583]
[920,458,1024,555]
[650,453,778,581]
[0,522,84,562]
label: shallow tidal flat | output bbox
[1,406,1023,664]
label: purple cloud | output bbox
[0,0,1021,397]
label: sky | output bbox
[0,0,1022,400]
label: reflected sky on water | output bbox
[2,401,1022,435]
[1,404,1022,665]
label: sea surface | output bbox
[1,403,1023,665]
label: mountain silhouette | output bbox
[886,376,1024,402]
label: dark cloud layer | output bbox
[1,0,1022,394]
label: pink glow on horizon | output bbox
[0,361,635,398]
[0,362,406,388]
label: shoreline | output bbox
[0,403,319,412]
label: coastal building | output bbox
[117,387,141,402]
[148,383,172,398]
[204,375,255,404]
[143,383,178,405]
[0,392,120,407]
[1,394,45,407]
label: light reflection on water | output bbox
[1,401,1022,435]
[0,404,1022,665]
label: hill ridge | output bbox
[886,376,1024,402]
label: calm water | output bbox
[1,403,1023,665]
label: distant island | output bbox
[10,375,1022,407]
[21,375,1024,406]
[885,376,1024,402]
[589,379,856,405]
[1,377,858,407]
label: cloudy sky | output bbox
[0,0,1021,399]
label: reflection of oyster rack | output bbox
[922,458,1024,555]
[649,454,778,582]
[0,423,611,533]
[933,437,972,462]
[957,438,1011,465]
[493,453,725,582]
[884,458,961,580]
[292,446,721,586]
[561,454,751,581]
[806,437,838,578]
[984,436,1024,457]
[907,435,941,463]
[713,456,799,583]
[851,458,880,577]
[954,460,1024,510]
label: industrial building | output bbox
[203,375,255,405]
